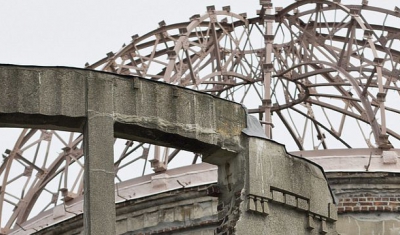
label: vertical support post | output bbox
[84,75,115,235]
[262,0,274,138]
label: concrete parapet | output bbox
[216,136,337,234]
[247,138,335,220]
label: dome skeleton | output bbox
[1,0,400,232]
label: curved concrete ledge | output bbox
[292,148,400,172]
[0,64,246,155]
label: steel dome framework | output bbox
[1,0,400,232]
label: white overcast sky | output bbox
[0,0,263,67]
[0,0,396,67]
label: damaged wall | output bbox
[214,117,337,234]
[328,172,400,235]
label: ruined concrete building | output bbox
[1,0,400,234]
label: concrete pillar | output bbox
[83,75,116,234]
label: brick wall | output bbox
[337,193,400,213]
[327,172,400,214]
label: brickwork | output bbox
[327,172,400,216]
[326,172,400,234]
[337,193,400,213]
[215,190,242,235]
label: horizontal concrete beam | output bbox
[0,64,246,155]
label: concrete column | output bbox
[83,75,115,234]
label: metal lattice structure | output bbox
[1,0,400,232]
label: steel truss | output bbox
[1,0,400,232]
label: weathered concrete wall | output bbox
[328,172,400,235]
[0,65,245,155]
[216,136,337,234]
[115,188,218,235]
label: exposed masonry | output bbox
[328,172,400,234]
[328,172,400,215]
[337,194,400,213]
[215,190,242,235]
